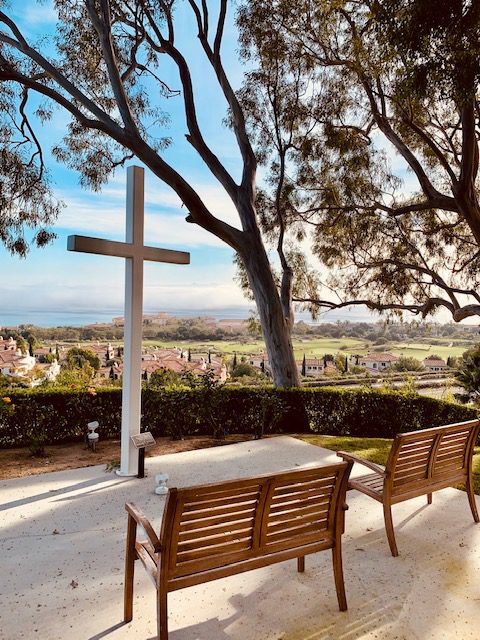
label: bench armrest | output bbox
[125,502,161,552]
[336,451,386,477]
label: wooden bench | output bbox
[124,461,353,640]
[338,419,480,557]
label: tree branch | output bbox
[141,2,240,207]
[187,0,257,203]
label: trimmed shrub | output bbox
[0,388,122,446]
[0,386,476,447]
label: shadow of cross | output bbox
[67,165,190,476]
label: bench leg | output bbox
[332,543,347,611]
[297,556,305,573]
[466,475,479,523]
[124,515,137,623]
[157,588,168,640]
[383,503,399,557]
[427,493,432,505]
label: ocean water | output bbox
[0,307,255,328]
[0,305,373,328]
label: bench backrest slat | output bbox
[261,470,339,550]
[388,419,480,497]
[161,463,350,583]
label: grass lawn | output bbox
[143,337,469,361]
[389,342,467,360]
[297,434,480,495]
[144,337,368,359]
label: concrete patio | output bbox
[1,435,479,640]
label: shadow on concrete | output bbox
[87,621,127,639]
[1,438,478,640]
[0,475,132,512]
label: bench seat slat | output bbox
[434,450,465,462]
[270,494,331,513]
[267,509,329,532]
[271,486,335,503]
[269,498,330,517]
[437,437,469,450]
[396,454,430,467]
[177,528,254,552]
[272,477,335,500]
[184,484,260,502]
[172,547,256,576]
[393,470,427,483]
[350,473,383,489]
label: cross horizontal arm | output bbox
[67,235,190,264]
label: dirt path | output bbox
[0,434,253,480]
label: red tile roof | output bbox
[361,353,399,362]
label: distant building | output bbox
[249,352,270,372]
[36,360,61,383]
[359,353,400,371]
[0,336,17,351]
[97,346,227,383]
[106,343,115,361]
[423,356,448,372]
[297,357,325,376]
[0,350,36,377]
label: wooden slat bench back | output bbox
[124,461,353,640]
[338,418,480,557]
[387,420,479,501]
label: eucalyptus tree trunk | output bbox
[239,231,300,388]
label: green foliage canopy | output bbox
[455,344,480,402]
[237,0,480,323]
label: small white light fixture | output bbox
[87,421,100,452]
[154,473,169,495]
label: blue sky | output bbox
[0,1,258,324]
[0,1,451,328]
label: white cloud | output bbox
[0,248,248,316]
[56,174,242,247]
[13,2,57,27]
[57,199,225,248]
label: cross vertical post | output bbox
[120,166,145,475]
[67,165,190,477]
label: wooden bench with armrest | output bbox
[337,418,480,556]
[124,461,353,640]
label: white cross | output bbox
[68,166,190,476]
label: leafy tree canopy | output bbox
[455,344,480,402]
[65,347,101,371]
[0,0,300,387]
[237,0,480,323]
[392,356,425,372]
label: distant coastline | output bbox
[0,306,375,328]
[0,308,253,328]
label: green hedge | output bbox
[0,386,477,447]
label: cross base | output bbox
[115,469,138,477]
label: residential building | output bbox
[249,352,269,371]
[359,353,400,371]
[298,357,325,376]
[0,336,17,351]
[423,356,449,372]
[0,350,36,377]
